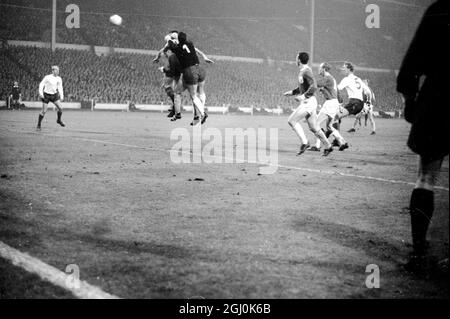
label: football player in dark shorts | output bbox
[37,65,65,130]
[397,0,449,274]
[344,99,364,116]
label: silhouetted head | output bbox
[178,32,187,43]
[297,52,309,66]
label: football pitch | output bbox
[0,109,448,299]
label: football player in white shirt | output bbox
[336,62,370,129]
[37,65,65,130]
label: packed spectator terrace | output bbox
[0,0,428,111]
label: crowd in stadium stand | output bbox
[0,0,423,69]
[0,0,410,111]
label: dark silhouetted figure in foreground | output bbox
[397,0,449,274]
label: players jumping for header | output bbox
[37,65,65,130]
[154,31,214,125]
[159,37,185,121]
[284,52,333,157]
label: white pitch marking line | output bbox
[64,134,450,192]
[0,241,120,299]
[3,128,450,192]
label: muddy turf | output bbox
[0,109,448,298]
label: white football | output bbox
[109,14,123,26]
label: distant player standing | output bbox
[37,65,65,130]
[10,81,22,110]
[310,63,349,151]
[284,52,333,156]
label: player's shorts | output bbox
[163,74,181,90]
[319,99,340,118]
[295,96,318,116]
[344,98,364,115]
[173,75,186,94]
[41,92,60,104]
[163,75,174,89]
[182,64,206,85]
[407,90,449,160]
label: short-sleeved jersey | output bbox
[296,65,316,99]
[39,74,64,99]
[317,74,337,100]
[337,73,365,101]
[170,40,199,70]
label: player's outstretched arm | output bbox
[153,43,170,63]
[195,47,214,64]
[283,87,301,96]
[153,48,164,63]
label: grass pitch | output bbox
[0,109,448,298]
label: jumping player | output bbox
[37,65,65,130]
[159,41,184,121]
[154,31,214,125]
[284,52,333,156]
[310,63,349,152]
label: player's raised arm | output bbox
[153,42,170,63]
[195,47,214,64]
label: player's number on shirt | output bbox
[182,45,191,53]
[355,78,362,89]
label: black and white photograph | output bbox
[0,0,448,303]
